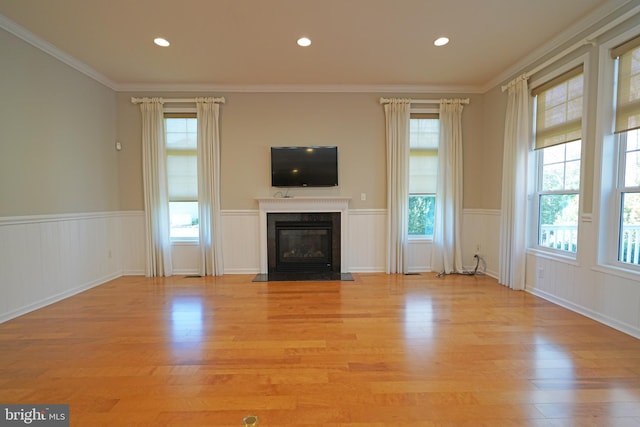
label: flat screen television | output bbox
[271,146,338,187]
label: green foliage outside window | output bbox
[409,195,435,237]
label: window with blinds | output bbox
[532,65,584,150]
[612,36,640,265]
[408,114,438,237]
[165,114,199,240]
[612,35,640,134]
[531,67,584,254]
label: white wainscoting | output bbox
[0,208,501,322]
[525,218,640,339]
[347,209,386,272]
[221,210,260,274]
[462,209,501,278]
[180,208,502,275]
[118,211,145,275]
[0,212,124,322]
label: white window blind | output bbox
[165,114,197,202]
[409,114,438,193]
[612,35,640,134]
[532,66,584,150]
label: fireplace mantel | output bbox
[256,197,351,273]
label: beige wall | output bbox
[117,91,490,211]
[0,28,118,217]
[478,85,507,210]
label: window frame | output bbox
[616,129,640,268]
[529,55,588,261]
[594,28,640,278]
[408,108,439,241]
[164,109,199,243]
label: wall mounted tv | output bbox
[271,146,338,187]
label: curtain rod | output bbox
[501,4,640,92]
[130,97,225,104]
[379,97,470,105]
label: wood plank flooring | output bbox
[1,273,640,426]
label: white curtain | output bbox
[383,99,411,273]
[140,97,173,277]
[499,75,530,290]
[431,99,465,274]
[196,98,224,276]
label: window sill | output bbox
[408,236,434,243]
[527,247,579,266]
[592,263,640,282]
[171,239,200,246]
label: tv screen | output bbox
[271,146,338,187]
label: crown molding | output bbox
[113,82,485,94]
[481,0,635,92]
[0,13,118,90]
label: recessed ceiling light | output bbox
[297,37,312,47]
[434,37,449,47]
[154,37,170,47]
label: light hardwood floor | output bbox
[1,273,640,426]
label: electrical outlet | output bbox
[537,267,544,279]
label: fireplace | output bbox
[256,197,351,278]
[267,212,341,274]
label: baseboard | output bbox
[122,269,145,276]
[348,267,386,273]
[527,286,640,340]
[222,268,261,275]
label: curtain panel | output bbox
[499,75,530,290]
[383,99,411,274]
[431,99,464,274]
[140,98,173,277]
[196,98,224,276]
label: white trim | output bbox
[486,0,634,92]
[0,13,117,90]
[591,264,640,282]
[348,208,386,216]
[462,208,500,216]
[0,211,123,226]
[593,25,640,271]
[221,210,259,217]
[527,287,640,340]
[527,248,579,267]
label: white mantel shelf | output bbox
[256,197,351,274]
[256,196,351,211]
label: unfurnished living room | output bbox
[2,0,640,425]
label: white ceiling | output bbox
[0,0,631,92]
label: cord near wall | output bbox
[436,254,484,278]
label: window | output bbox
[409,114,438,237]
[165,114,199,240]
[532,66,584,254]
[612,36,640,265]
